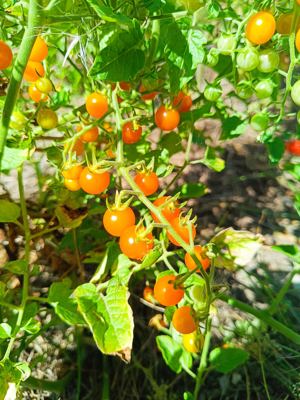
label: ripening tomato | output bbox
[151,196,180,223]
[62,164,84,180]
[103,207,136,237]
[79,167,110,194]
[64,178,81,191]
[167,217,196,247]
[119,225,154,260]
[173,91,192,112]
[0,41,13,70]
[122,121,142,144]
[73,139,84,156]
[154,274,184,306]
[29,36,48,62]
[143,286,154,303]
[296,28,300,52]
[134,171,159,196]
[28,84,48,102]
[245,11,276,45]
[77,125,99,143]
[37,108,58,130]
[86,92,108,119]
[285,140,300,156]
[276,13,293,35]
[182,331,204,353]
[24,61,45,82]
[139,83,159,101]
[291,80,300,106]
[35,77,52,94]
[155,106,180,131]
[172,306,196,334]
[184,246,210,272]
[10,111,27,130]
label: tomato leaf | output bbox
[85,0,133,27]
[0,200,20,223]
[156,335,192,373]
[220,116,247,140]
[2,260,26,275]
[267,137,285,163]
[0,323,12,339]
[200,146,225,172]
[0,146,28,172]
[179,182,208,199]
[209,346,249,373]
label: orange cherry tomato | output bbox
[167,217,196,247]
[173,91,192,112]
[296,28,300,52]
[155,105,180,131]
[184,246,210,272]
[172,306,196,334]
[151,196,180,223]
[86,92,108,119]
[77,125,99,143]
[0,41,13,70]
[73,139,84,156]
[119,225,154,260]
[119,82,130,91]
[64,178,81,191]
[103,207,136,237]
[134,171,159,196]
[285,140,300,155]
[29,37,48,62]
[79,167,110,194]
[28,84,48,102]
[143,286,154,303]
[62,164,84,180]
[23,61,45,82]
[154,274,184,306]
[245,11,276,45]
[122,121,142,144]
[139,83,159,101]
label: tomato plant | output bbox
[167,216,196,246]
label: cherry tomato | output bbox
[204,86,222,102]
[64,178,81,191]
[296,28,300,52]
[143,286,154,303]
[35,77,52,94]
[291,80,300,106]
[103,207,136,237]
[139,83,159,101]
[257,49,279,73]
[77,125,99,143]
[37,108,58,130]
[0,41,13,70]
[62,164,84,180]
[153,274,184,306]
[155,106,180,131]
[250,113,269,132]
[167,217,196,247]
[122,121,142,144]
[172,306,196,334]
[185,246,210,272]
[119,225,154,260]
[79,167,110,194]
[255,80,273,99]
[173,91,192,112]
[151,196,180,223]
[182,331,204,353]
[276,13,293,35]
[236,47,259,72]
[285,140,300,156]
[28,84,48,102]
[72,139,84,156]
[245,11,276,45]
[86,92,108,119]
[236,82,253,100]
[23,61,45,82]
[134,171,159,196]
[217,34,237,55]
[206,48,219,67]
[9,111,27,130]
[29,37,48,62]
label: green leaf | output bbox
[74,281,134,361]
[156,335,192,373]
[209,346,249,373]
[55,205,87,229]
[179,182,208,199]
[1,147,28,172]
[272,245,300,262]
[220,116,247,140]
[21,318,41,334]
[187,29,207,69]
[0,360,24,400]
[200,147,225,172]
[159,132,182,157]
[0,200,20,223]
[0,323,12,339]
[267,137,285,163]
[2,260,26,274]
[85,0,133,26]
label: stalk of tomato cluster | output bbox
[0,0,41,167]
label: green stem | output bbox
[101,356,110,400]
[219,293,300,345]
[0,0,41,165]
[21,374,73,393]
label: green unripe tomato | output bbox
[10,111,27,130]
[204,85,222,102]
[236,81,253,99]
[291,80,300,106]
[250,113,269,131]
[297,110,300,124]
[255,80,273,99]
[257,49,279,73]
[37,108,58,130]
[236,47,259,71]
[206,49,219,67]
[217,34,237,55]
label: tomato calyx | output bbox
[105,190,134,212]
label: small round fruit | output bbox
[86,92,109,119]
[0,41,13,70]
[236,82,253,99]
[285,140,300,156]
[154,274,184,306]
[9,111,27,130]
[217,34,237,55]
[250,113,269,132]
[73,139,84,156]
[182,331,204,353]
[184,246,210,272]
[167,217,196,247]
[245,11,276,45]
[122,121,142,144]
[23,61,45,82]
[172,306,196,334]
[79,126,99,143]
[255,80,273,99]
[151,196,180,223]
[155,106,180,131]
[276,13,293,35]
[62,165,84,180]
[119,225,154,260]
[139,83,159,101]
[134,172,159,196]
[29,37,48,62]
[296,29,300,52]
[28,84,48,102]
[143,286,154,303]
[103,207,136,237]
[173,91,192,112]
[204,86,222,102]
[35,77,52,94]
[236,47,259,72]
[206,49,219,67]
[291,80,300,106]
[64,178,81,191]
[37,108,58,130]
[257,49,279,73]
[79,167,110,194]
